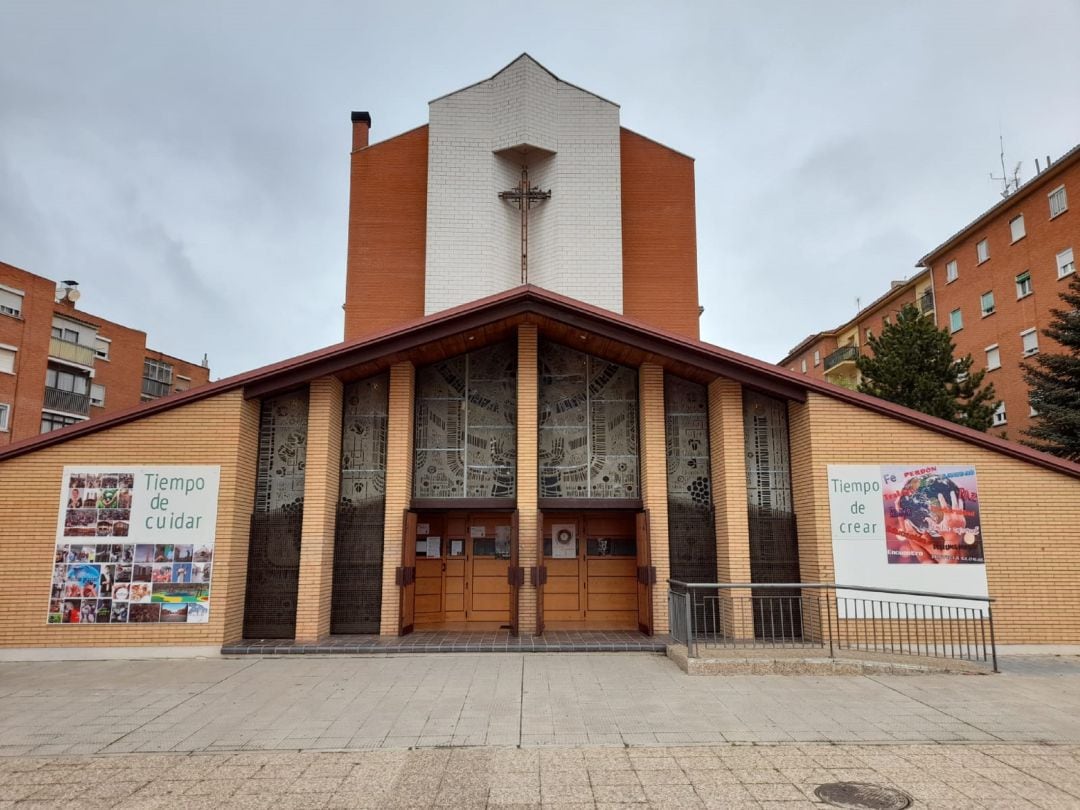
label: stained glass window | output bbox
[538,341,639,499]
[665,375,716,582]
[254,390,309,514]
[414,342,516,499]
[340,374,389,506]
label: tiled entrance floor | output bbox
[222,630,671,655]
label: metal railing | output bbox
[919,290,935,313]
[48,337,96,367]
[43,386,91,416]
[669,581,997,671]
[823,345,859,371]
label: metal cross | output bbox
[498,166,551,284]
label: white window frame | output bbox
[94,337,111,361]
[800,359,807,373]
[1021,328,1039,357]
[1030,403,1039,417]
[813,350,820,367]
[1049,185,1068,219]
[0,284,24,319]
[1009,214,1026,243]
[1016,271,1032,298]
[1057,247,1076,279]
[976,238,990,264]
[980,291,995,317]
[945,259,958,283]
[0,402,9,431]
[992,402,1007,426]
[985,344,1000,371]
[949,308,963,333]
[90,383,106,407]
[0,344,16,375]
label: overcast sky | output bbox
[3,1,1079,378]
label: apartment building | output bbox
[782,142,1079,438]
[0,261,210,445]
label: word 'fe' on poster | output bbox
[49,466,221,626]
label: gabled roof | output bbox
[1,285,1078,479]
[429,53,619,108]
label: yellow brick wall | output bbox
[638,363,670,633]
[0,390,260,648]
[707,378,751,583]
[790,391,1080,644]
[294,376,343,641]
[516,325,540,635]
[379,363,415,635]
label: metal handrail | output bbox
[823,345,859,371]
[667,580,997,672]
[669,580,994,603]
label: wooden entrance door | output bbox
[412,512,513,629]
[542,512,640,630]
[399,511,417,635]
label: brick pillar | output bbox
[379,362,415,635]
[294,376,344,642]
[638,363,670,633]
[516,324,540,634]
[707,378,753,638]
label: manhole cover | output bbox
[814,782,912,810]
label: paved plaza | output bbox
[0,652,1079,807]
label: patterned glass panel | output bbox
[254,390,309,514]
[414,342,516,498]
[334,374,389,635]
[665,375,716,582]
[340,374,389,506]
[539,341,639,498]
[743,390,799,591]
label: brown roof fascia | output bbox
[917,141,1080,267]
[2,284,1079,479]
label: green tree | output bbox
[1023,273,1080,460]
[856,304,998,431]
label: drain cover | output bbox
[814,782,912,810]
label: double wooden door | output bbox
[540,511,650,631]
[410,512,516,630]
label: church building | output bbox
[0,56,1077,654]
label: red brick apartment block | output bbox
[782,144,1079,440]
[0,261,210,445]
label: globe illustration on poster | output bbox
[882,465,983,565]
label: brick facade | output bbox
[0,390,258,648]
[0,261,210,446]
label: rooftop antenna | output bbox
[990,134,1022,199]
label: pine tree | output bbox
[856,304,998,431]
[1022,273,1080,460]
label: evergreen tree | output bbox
[856,304,998,431]
[1023,273,1080,460]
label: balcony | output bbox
[49,337,95,367]
[823,345,860,372]
[919,290,935,314]
[142,378,171,399]
[43,387,90,416]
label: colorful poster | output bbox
[48,466,221,625]
[882,465,983,565]
[827,464,988,611]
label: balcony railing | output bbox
[141,378,171,398]
[43,387,90,416]
[919,290,935,313]
[48,337,95,367]
[823,345,859,372]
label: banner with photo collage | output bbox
[48,466,221,625]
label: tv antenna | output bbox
[990,134,1021,199]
